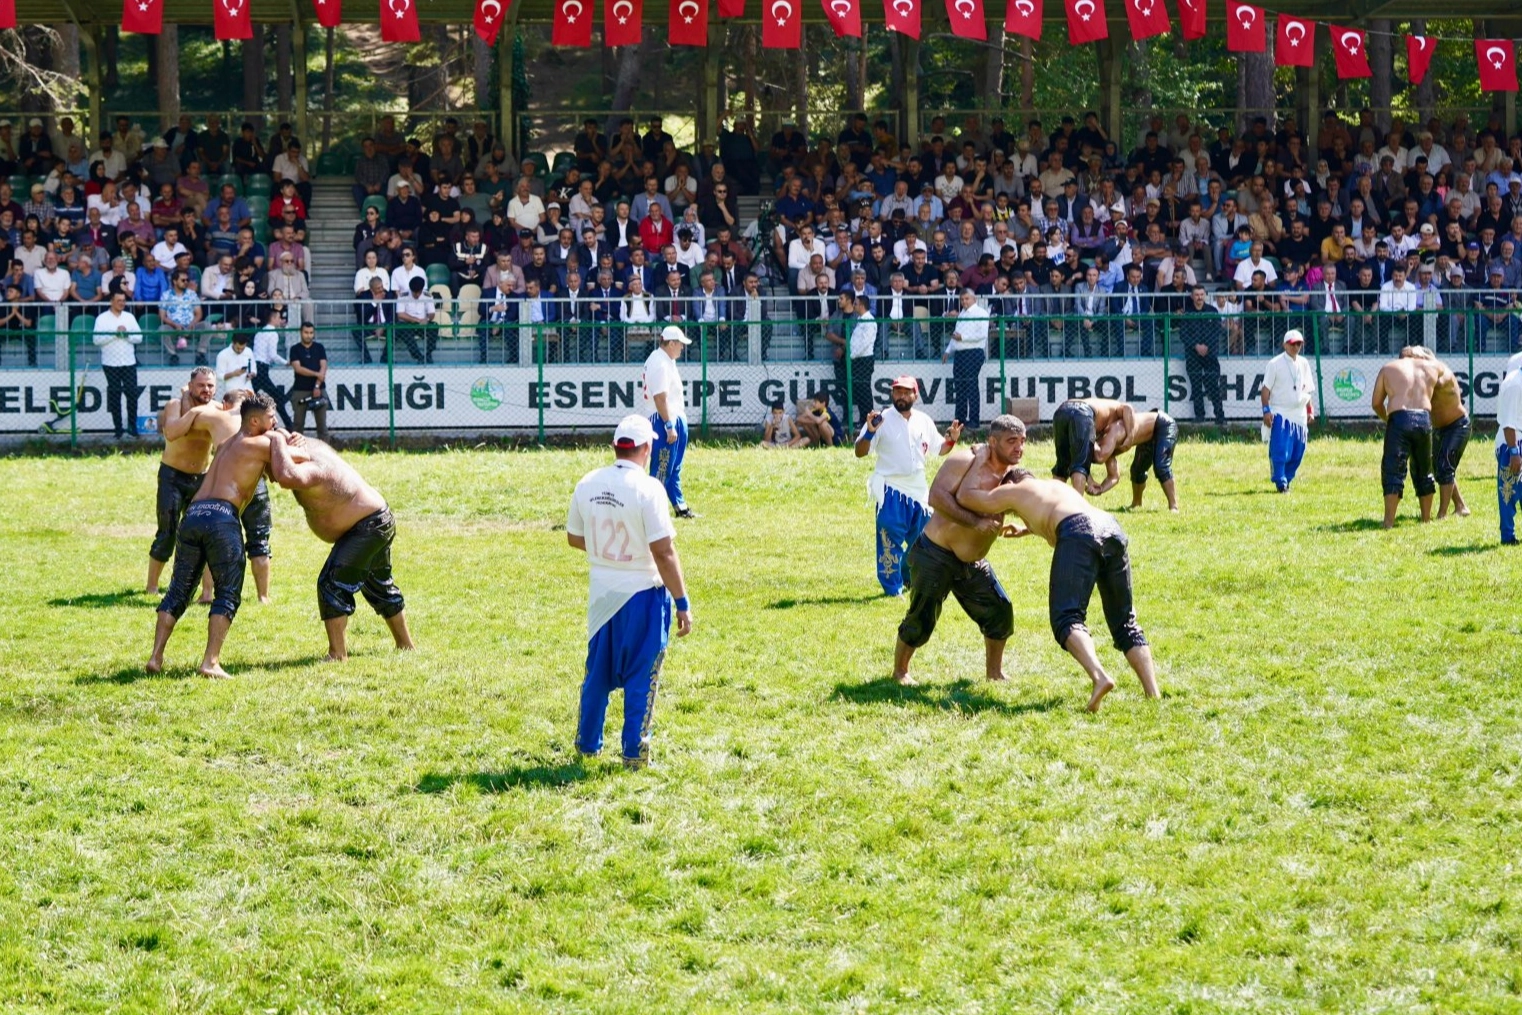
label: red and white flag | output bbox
[213,0,253,39]
[1332,27,1370,78]
[1273,16,1314,67]
[946,0,986,40]
[604,0,640,44]
[763,0,802,46]
[380,0,421,41]
[1405,35,1434,85]
[717,0,743,14]
[475,0,510,44]
[884,0,921,38]
[1224,1,1263,52]
[1477,39,1519,92]
[312,0,342,28]
[1003,0,1040,39]
[0,0,14,29]
[1174,0,1203,40]
[668,0,707,45]
[121,0,162,34]
[823,0,862,37]
[552,0,594,44]
[1064,0,1106,44]
[1123,0,1169,41]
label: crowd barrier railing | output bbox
[4,294,1515,446]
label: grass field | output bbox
[1,434,1520,1014]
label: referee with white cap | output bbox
[642,324,697,517]
[566,415,694,768]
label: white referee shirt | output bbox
[566,460,677,638]
[849,311,877,358]
[947,301,990,353]
[1496,369,1522,450]
[861,406,942,506]
[216,343,255,393]
[1262,351,1316,429]
[641,346,686,421]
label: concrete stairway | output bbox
[306,177,358,330]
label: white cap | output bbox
[28,118,41,127]
[1283,328,1305,344]
[613,414,655,448]
[659,324,691,346]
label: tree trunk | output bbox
[323,27,337,151]
[1408,20,1434,124]
[744,26,758,112]
[103,26,119,91]
[156,27,180,131]
[18,28,53,116]
[978,30,1005,109]
[844,37,864,112]
[275,24,293,118]
[889,32,904,127]
[1369,19,1392,134]
[609,28,653,129]
[1129,38,1152,110]
[794,31,808,134]
[1236,50,1273,133]
[1020,36,1033,111]
[243,33,266,130]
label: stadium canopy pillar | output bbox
[1096,35,1122,148]
[1300,57,1320,151]
[700,22,721,145]
[81,26,102,140]
[498,23,516,164]
[293,19,310,157]
[902,37,920,151]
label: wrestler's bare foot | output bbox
[324,651,348,663]
[258,594,271,604]
[198,662,232,679]
[146,586,159,595]
[892,670,917,686]
[985,670,1009,682]
[145,656,163,674]
[1457,504,1471,517]
[1086,674,1115,712]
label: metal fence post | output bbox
[68,324,78,451]
[386,321,397,449]
[1467,308,1476,418]
[997,318,1006,413]
[1161,315,1169,414]
[536,323,546,444]
[1312,314,1326,426]
[699,323,709,438]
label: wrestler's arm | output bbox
[1370,368,1389,420]
[1091,455,1122,496]
[267,432,323,488]
[928,447,995,529]
[1116,404,1135,449]
[956,481,1021,516]
[161,401,209,440]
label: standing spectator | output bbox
[642,325,695,516]
[93,289,143,438]
[395,275,438,364]
[250,309,293,427]
[288,321,329,440]
[853,375,961,595]
[1495,366,1522,544]
[1260,328,1316,493]
[215,331,255,394]
[945,288,988,428]
[352,137,390,208]
[195,114,231,176]
[1180,284,1226,425]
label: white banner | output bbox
[0,355,1505,434]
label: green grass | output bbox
[1,436,1520,1013]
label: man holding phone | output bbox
[855,375,962,597]
[289,321,329,441]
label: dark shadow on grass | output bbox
[1201,489,1277,497]
[48,587,153,609]
[1429,542,1500,557]
[831,678,1065,716]
[768,594,885,610]
[415,764,588,794]
[75,665,193,685]
[1315,518,1388,533]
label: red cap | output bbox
[890,375,919,390]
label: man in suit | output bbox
[1111,264,1154,357]
[1072,264,1109,358]
[655,270,692,330]
[841,268,878,318]
[689,270,731,359]
[1311,262,1351,353]
[588,268,623,362]
[620,247,659,297]
[358,276,391,365]
[560,269,593,361]
[519,277,558,362]
[576,226,612,280]
[478,275,517,363]
[1179,284,1226,426]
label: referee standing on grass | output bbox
[566,415,694,769]
[642,325,697,518]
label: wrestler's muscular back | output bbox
[922,447,1007,563]
[192,432,272,511]
[288,442,388,543]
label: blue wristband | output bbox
[674,596,690,612]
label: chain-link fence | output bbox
[3,294,1515,445]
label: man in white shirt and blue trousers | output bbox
[566,415,694,768]
[1260,328,1317,493]
[642,324,697,518]
[856,375,962,596]
[1495,366,1522,545]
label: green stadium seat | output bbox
[526,151,549,177]
[70,315,93,361]
[551,151,576,174]
[425,263,453,288]
[315,152,345,176]
[6,174,28,195]
[244,174,274,196]
[35,314,56,349]
[362,194,388,221]
[346,155,359,176]
[251,222,271,243]
[139,313,162,360]
[215,175,242,196]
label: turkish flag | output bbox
[884,0,920,37]
[1063,0,1106,44]
[0,0,13,29]
[380,0,421,41]
[946,0,986,40]
[668,0,707,45]
[121,0,162,34]
[717,0,743,14]
[213,0,253,39]
[763,0,802,46]
[1224,1,1262,52]
[1175,0,1203,39]
[475,0,510,43]
[312,0,341,28]
[552,0,594,45]
[604,0,640,44]
[1405,35,1434,85]
[1332,27,1370,78]
[1123,0,1168,41]
[823,0,862,36]
[1273,16,1314,67]
[1477,39,1519,92]
[1003,0,1040,39]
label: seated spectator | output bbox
[68,249,104,308]
[268,251,312,327]
[268,178,307,225]
[0,281,36,365]
[33,250,71,307]
[396,275,438,363]
[451,224,489,291]
[160,268,207,364]
[763,401,808,448]
[639,202,674,252]
[417,206,451,267]
[270,142,311,205]
[387,180,423,240]
[390,245,426,295]
[353,137,390,208]
[387,157,428,200]
[200,253,236,303]
[267,225,308,275]
[151,226,188,268]
[176,161,210,218]
[133,250,171,306]
[233,226,265,271]
[353,203,381,255]
[231,122,266,178]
